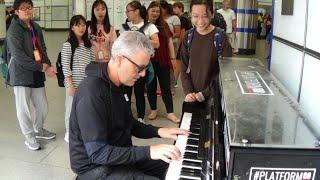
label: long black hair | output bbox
[127,1,148,23]
[68,15,91,48]
[90,0,111,35]
[190,0,214,14]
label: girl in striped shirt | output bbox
[61,15,95,143]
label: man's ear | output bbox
[114,55,123,66]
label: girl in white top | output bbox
[120,1,160,123]
[61,15,95,142]
[88,0,117,62]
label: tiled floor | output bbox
[0,31,269,179]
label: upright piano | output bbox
[166,57,320,180]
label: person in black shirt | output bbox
[172,2,192,87]
[69,31,189,180]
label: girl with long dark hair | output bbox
[180,0,232,103]
[88,0,117,62]
[121,1,160,123]
[147,1,180,123]
[61,15,94,142]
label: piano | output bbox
[166,57,320,180]
[165,102,214,180]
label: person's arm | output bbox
[232,11,237,34]
[180,32,194,95]
[6,26,43,72]
[168,37,175,60]
[200,32,232,98]
[38,26,51,66]
[149,33,160,49]
[131,117,160,138]
[76,94,151,166]
[221,32,233,57]
[172,16,181,38]
[61,42,75,95]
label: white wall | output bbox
[0,2,6,40]
[271,0,320,128]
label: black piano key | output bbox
[179,178,194,180]
[190,128,200,134]
[182,167,201,171]
[182,160,202,167]
[183,152,198,159]
[187,139,199,146]
[186,146,198,151]
[180,171,201,178]
[189,133,200,139]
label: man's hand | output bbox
[150,144,181,163]
[45,66,57,78]
[185,93,197,102]
[158,128,189,140]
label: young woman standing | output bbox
[147,1,180,123]
[88,0,117,62]
[61,15,95,142]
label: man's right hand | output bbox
[150,144,181,163]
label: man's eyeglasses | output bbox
[19,6,33,11]
[123,55,149,73]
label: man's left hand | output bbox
[158,128,189,140]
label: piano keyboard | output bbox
[165,112,205,180]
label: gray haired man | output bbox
[69,31,189,179]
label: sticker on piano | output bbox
[248,167,316,180]
[235,71,274,95]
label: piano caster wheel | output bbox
[215,161,220,170]
[215,120,218,125]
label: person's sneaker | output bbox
[137,118,145,124]
[64,132,69,143]
[35,128,56,140]
[25,134,40,150]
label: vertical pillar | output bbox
[0,0,6,42]
[73,0,87,17]
[233,0,258,55]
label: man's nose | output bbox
[138,69,146,77]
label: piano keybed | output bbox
[165,108,214,180]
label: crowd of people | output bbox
[4,0,232,179]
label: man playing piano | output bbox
[69,31,189,180]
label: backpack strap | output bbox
[214,27,223,57]
[122,22,130,31]
[186,28,195,74]
[67,41,76,70]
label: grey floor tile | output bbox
[0,157,75,180]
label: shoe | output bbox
[137,118,145,124]
[25,134,40,150]
[167,113,180,123]
[148,110,157,120]
[64,132,69,143]
[171,91,175,97]
[35,128,56,140]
